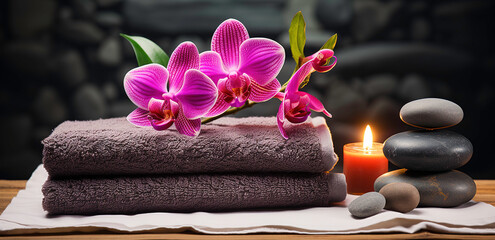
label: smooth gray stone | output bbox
[364,74,398,99]
[411,18,430,41]
[383,130,473,171]
[97,37,123,66]
[71,0,96,19]
[32,87,67,126]
[325,79,366,122]
[96,0,122,7]
[348,192,386,218]
[55,50,87,87]
[73,85,107,120]
[379,182,420,213]
[400,98,463,129]
[375,169,476,207]
[9,0,56,37]
[123,0,285,36]
[58,21,104,45]
[332,43,473,77]
[96,12,123,28]
[351,0,402,42]
[398,74,432,102]
[316,0,353,30]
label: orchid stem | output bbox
[201,85,288,124]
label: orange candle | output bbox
[343,125,388,195]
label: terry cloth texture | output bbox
[42,117,338,178]
[42,172,347,215]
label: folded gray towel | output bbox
[42,172,346,215]
[42,117,338,177]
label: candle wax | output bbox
[343,142,388,195]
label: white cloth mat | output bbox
[1,165,495,235]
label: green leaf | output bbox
[320,33,338,51]
[120,33,169,67]
[289,11,306,64]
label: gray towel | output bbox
[42,172,347,215]
[42,117,338,177]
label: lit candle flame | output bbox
[363,125,373,149]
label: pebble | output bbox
[383,130,473,172]
[400,98,463,129]
[123,0,285,35]
[96,0,122,8]
[332,43,472,77]
[97,37,123,66]
[73,84,107,120]
[9,0,56,37]
[375,169,476,207]
[325,81,366,121]
[348,192,386,218]
[351,0,402,42]
[96,12,123,28]
[398,74,431,102]
[379,182,420,213]
[71,0,96,19]
[58,21,104,45]
[364,74,398,99]
[32,87,67,126]
[55,50,87,87]
[315,0,353,31]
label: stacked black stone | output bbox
[374,98,476,207]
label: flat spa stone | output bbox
[348,192,386,218]
[379,182,420,213]
[383,130,473,171]
[374,169,476,207]
[400,98,463,129]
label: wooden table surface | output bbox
[1,180,494,239]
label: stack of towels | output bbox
[41,116,347,215]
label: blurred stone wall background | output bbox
[0,0,494,179]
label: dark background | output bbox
[0,0,494,179]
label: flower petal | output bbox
[238,38,285,86]
[175,106,201,136]
[286,49,338,94]
[204,92,232,117]
[127,108,151,127]
[147,97,165,114]
[300,92,332,118]
[199,51,228,84]
[306,49,337,73]
[150,118,174,131]
[277,101,288,139]
[176,69,218,119]
[168,41,200,94]
[314,56,337,72]
[231,98,245,107]
[211,19,249,71]
[286,59,315,94]
[249,78,281,102]
[124,64,168,110]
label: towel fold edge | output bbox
[313,117,338,172]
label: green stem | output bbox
[201,85,288,124]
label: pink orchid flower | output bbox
[124,42,218,136]
[277,49,337,139]
[199,19,285,117]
